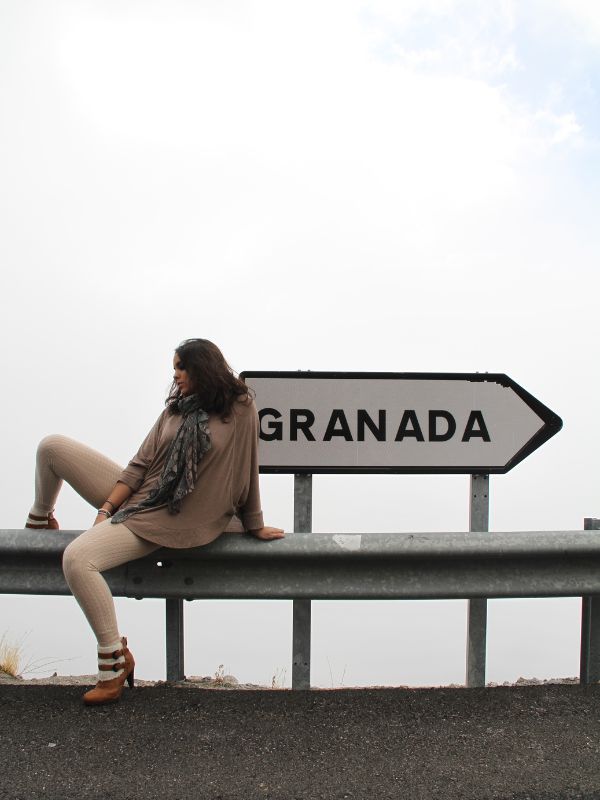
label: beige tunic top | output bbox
[116,396,264,549]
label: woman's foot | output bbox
[83,636,135,706]
[25,512,59,530]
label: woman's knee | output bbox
[62,536,95,584]
[37,434,71,463]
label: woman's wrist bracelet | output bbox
[97,508,112,518]
[104,500,115,511]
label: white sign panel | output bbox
[240,372,562,474]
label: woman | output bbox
[25,338,284,705]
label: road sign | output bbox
[240,371,562,474]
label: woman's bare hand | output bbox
[93,513,108,526]
[249,526,285,541]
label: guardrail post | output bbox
[293,473,312,689]
[166,598,185,681]
[466,473,489,687]
[580,518,600,684]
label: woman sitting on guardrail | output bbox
[25,338,284,706]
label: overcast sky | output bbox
[1,0,599,687]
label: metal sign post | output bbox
[466,474,489,688]
[166,598,184,681]
[580,517,600,684]
[293,473,313,689]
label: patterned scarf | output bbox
[111,394,212,524]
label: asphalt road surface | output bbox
[2,683,600,800]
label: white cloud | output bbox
[48,3,529,192]
[549,0,600,42]
[360,0,518,74]
[535,110,582,145]
[358,0,587,150]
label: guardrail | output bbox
[2,522,600,688]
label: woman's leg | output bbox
[62,520,160,647]
[29,434,124,519]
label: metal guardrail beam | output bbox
[0,531,126,596]
[6,528,600,560]
[3,529,600,600]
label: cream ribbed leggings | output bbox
[30,435,160,646]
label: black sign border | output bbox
[240,371,563,475]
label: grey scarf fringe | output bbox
[111,395,211,524]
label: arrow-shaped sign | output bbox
[240,372,562,474]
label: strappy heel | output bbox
[82,636,135,706]
[126,666,135,689]
[25,512,59,530]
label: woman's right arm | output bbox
[94,482,134,526]
[93,410,168,526]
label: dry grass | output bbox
[213,663,226,685]
[0,633,23,677]
[0,631,72,679]
[271,666,287,689]
[327,657,347,688]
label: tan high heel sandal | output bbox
[83,636,135,706]
[25,512,59,530]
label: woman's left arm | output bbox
[249,526,285,540]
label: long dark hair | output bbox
[166,339,250,420]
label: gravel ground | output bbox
[2,682,600,800]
